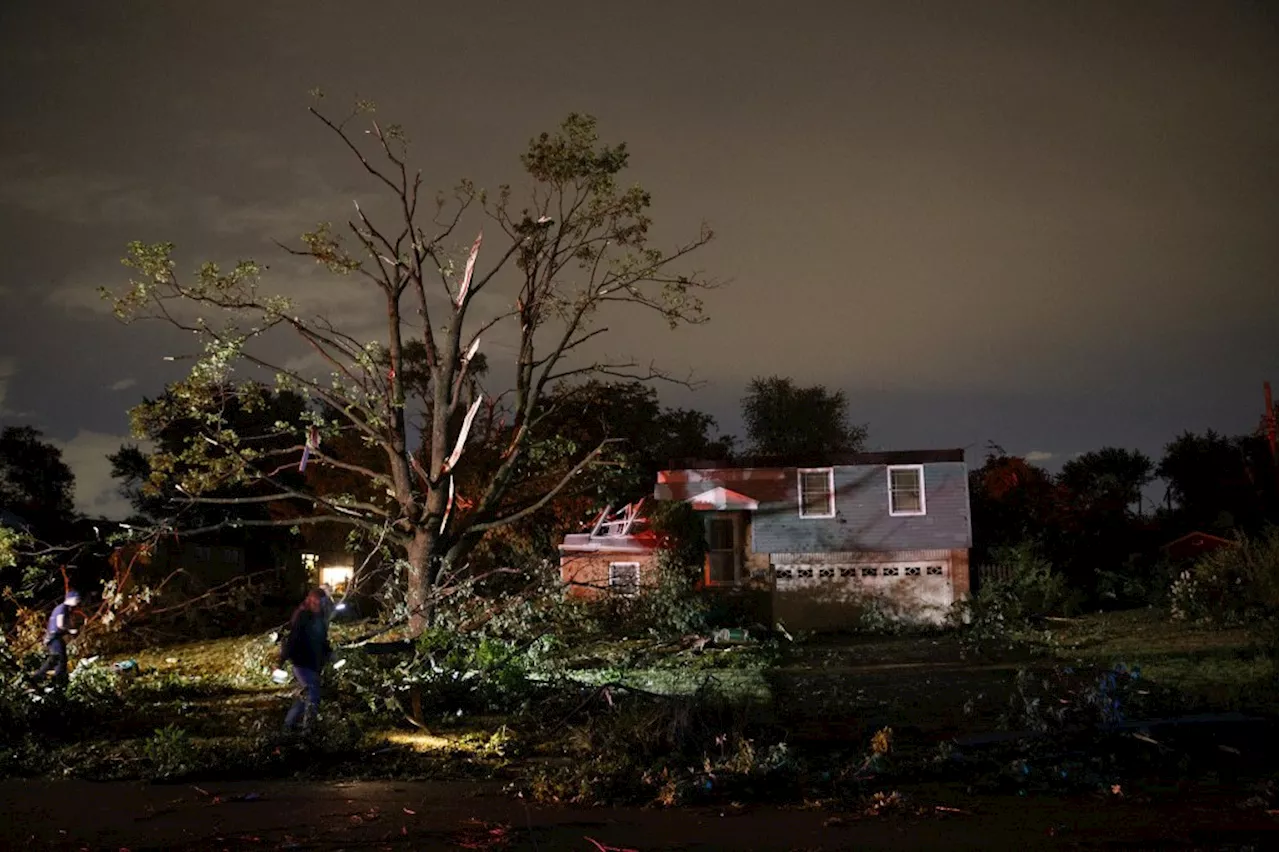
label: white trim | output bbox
[687,486,759,511]
[887,464,927,516]
[608,561,641,596]
[797,467,836,519]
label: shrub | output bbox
[142,724,198,780]
[65,658,125,707]
[1170,528,1278,628]
[332,627,551,722]
[0,636,38,739]
[1097,552,1177,609]
[953,542,1070,652]
[642,550,710,639]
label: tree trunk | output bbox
[405,530,434,636]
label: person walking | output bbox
[33,589,81,686]
[280,588,332,731]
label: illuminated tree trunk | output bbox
[405,529,435,635]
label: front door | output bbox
[705,514,741,586]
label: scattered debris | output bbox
[712,627,752,645]
[934,805,974,816]
[585,838,639,852]
[450,819,512,850]
[1131,731,1165,749]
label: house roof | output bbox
[1161,531,1236,551]
[655,467,791,503]
[666,448,965,470]
[558,528,659,554]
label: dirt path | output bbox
[1,778,1272,851]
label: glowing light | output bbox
[320,565,353,591]
[382,731,456,752]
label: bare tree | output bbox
[105,97,716,631]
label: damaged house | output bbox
[560,449,973,630]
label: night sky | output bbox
[0,1,1275,519]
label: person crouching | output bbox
[280,588,332,731]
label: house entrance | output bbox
[706,514,742,586]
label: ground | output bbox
[2,777,1275,850]
[2,609,1275,850]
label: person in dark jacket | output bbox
[33,589,81,686]
[281,588,332,730]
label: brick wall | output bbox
[949,548,970,598]
[559,551,658,599]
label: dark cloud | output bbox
[0,0,1274,517]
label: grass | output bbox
[76,608,1280,735]
[1043,608,1277,714]
[4,607,1274,800]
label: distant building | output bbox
[561,449,974,630]
[1161,531,1237,564]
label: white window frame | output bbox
[887,464,927,516]
[608,561,641,597]
[797,468,836,519]
[704,514,744,586]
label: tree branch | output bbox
[467,437,620,535]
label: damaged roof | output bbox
[654,467,792,504]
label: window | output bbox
[797,468,835,518]
[320,565,354,593]
[706,517,740,585]
[887,465,926,516]
[608,562,640,596]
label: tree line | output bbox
[3,373,1274,614]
